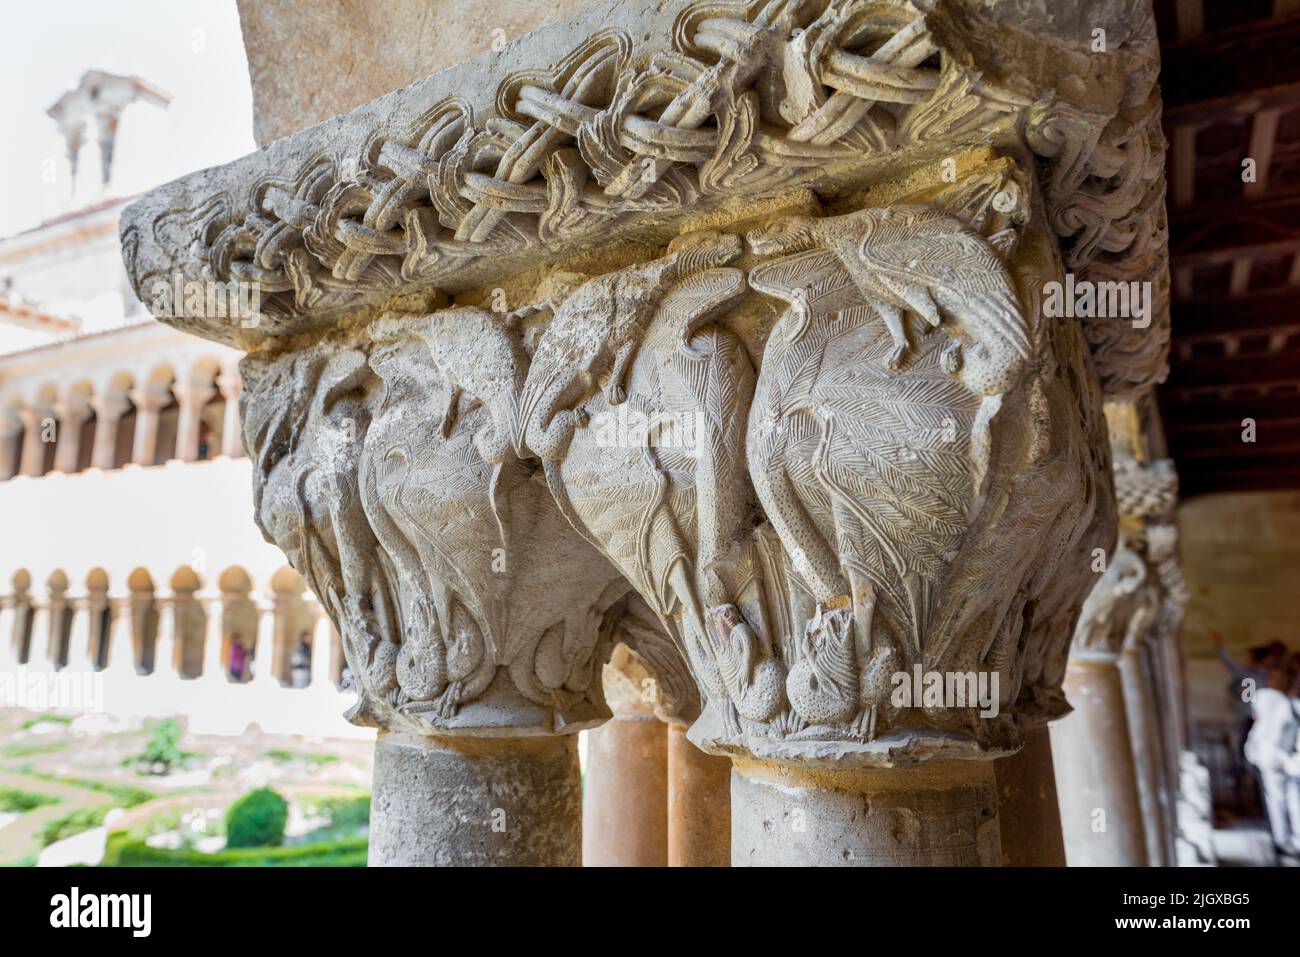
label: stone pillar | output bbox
[45,587,69,669]
[172,381,215,462]
[993,724,1067,866]
[25,602,53,674]
[370,733,581,867]
[1052,658,1149,866]
[0,596,17,671]
[216,369,243,457]
[732,759,1000,866]
[1119,635,1171,866]
[51,399,90,474]
[667,723,731,866]
[582,647,668,866]
[0,416,24,479]
[18,408,49,477]
[199,590,226,683]
[128,388,167,466]
[64,595,95,671]
[89,395,131,470]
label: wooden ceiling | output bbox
[1155,0,1300,495]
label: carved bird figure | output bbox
[519,233,741,462]
[784,605,859,725]
[746,206,1032,393]
[703,604,786,724]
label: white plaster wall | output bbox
[0,456,285,594]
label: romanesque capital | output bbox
[121,0,1176,766]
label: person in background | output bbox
[291,631,312,688]
[1244,665,1300,859]
[228,634,247,682]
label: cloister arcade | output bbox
[1,562,345,691]
[0,341,243,480]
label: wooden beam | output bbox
[1172,287,1300,340]
[1160,394,1300,427]
[1171,191,1300,265]
[1244,108,1281,198]
[1162,349,1300,390]
[1162,13,1300,122]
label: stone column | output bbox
[0,416,24,480]
[732,759,1000,866]
[370,733,581,866]
[89,395,131,470]
[64,594,95,670]
[18,408,49,477]
[44,586,69,670]
[51,399,90,474]
[1052,656,1148,866]
[1119,633,1170,866]
[172,381,215,462]
[199,589,226,683]
[993,725,1067,866]
[0,596,17,671]
[216,369,243,457]
[24,601,54,674]
[128,387,167,466]
[582,646,668,866]
[667,723,732,867]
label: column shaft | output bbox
[993,724,1067,866]
[1051,658,1149,865]
[731,758,1001,866]
[667,723,731,867]
[582,714,668,866]
[370,732,581,866]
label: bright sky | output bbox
[0,0,256,236]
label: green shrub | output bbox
[317,795,370,830]
[40,806,110,846]
[225,787,288,848]
[138,719,184,773]
[301,794,370,842]
[101,831,367,867]
[0,787,60,813]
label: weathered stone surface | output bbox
[237,0,599,146]
[731,757,1001,866]
[369,731,581,865]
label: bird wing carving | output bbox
[747,240,986,657]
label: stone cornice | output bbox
[120,0,1170,397]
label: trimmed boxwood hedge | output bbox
[101,831,367,867]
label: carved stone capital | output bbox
[120,1,1172,772]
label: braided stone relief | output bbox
[121,0,1170,401]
